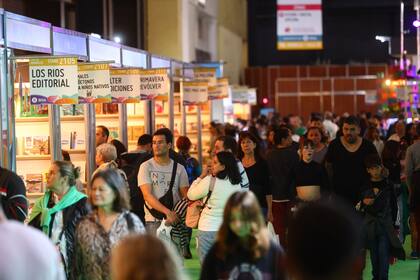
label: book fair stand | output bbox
[0,10,231,204]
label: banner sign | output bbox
[248,88,257,105]
[78,63,111,103]
[110,68,141,103]
[231,86,251,104]
[182,81,208,105]
[216,78,229,99]
[139,68,170,100]
[29,56,78,105]
[193,68,217,86]
[277,0,323,50]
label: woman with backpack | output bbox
[73,169,145,279]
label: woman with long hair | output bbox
[238,131,272,221]
[188,151,243,264]
[28,161,89,279]
[365,126,384,156]
[306,126,328,163]
[74,169,145,279]
[111,235,186,280]
[200,191,285,280]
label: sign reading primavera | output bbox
[78,63,111,103]
[139,68,170,100]
[30,56,78,105]
[110,68,141,103]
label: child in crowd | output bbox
[358,154,405,280]
[293,138,329,202]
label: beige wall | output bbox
[218,0,247,40]
[146,0,182,60]
[217,0,247,84]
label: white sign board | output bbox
[183,82,208,105]
[231,86,250,104]
[78,63,111,103]
[30,56,78,105]
[193,68,217,86]
[139,68,170,100]
[110,68,141,103]
[277,0,323,50]
[211,78,229,100]
[248,88,257,105]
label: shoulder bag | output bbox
[185,176,216,229]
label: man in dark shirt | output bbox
[325,116,378,206]
[266,127,299,246]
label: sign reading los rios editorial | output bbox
[29,56,78,105]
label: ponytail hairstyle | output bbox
[53,160,80,186]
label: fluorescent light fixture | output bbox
[413,20,420,28]
[375,35,390,43]
[113,36,122,44]
[90,33,101,39]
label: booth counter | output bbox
[1,10,221,203]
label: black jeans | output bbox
[369,229,390,280]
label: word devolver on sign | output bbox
[29,57,78,105]
[110,68,141,103]
[277,0,323,50]
[139,68,170,100]
[78,63,111,103]
[182,81,208,106]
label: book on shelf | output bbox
[132,126,145,141]
[22,136,50,155]
[26,173,43,194]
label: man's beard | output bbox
[345,135,356,144]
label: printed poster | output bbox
[29,56,78,105]
[78,63,111,103]
[182,81,208,106]
[277,0,323,50]
[208,77,229,100]
[193,68,217,86]
[139,68,170,100]
[110,68,141,103]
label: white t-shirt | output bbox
[138,158,189,221]
[0,220,65,280]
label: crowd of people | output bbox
[1,110,420,279]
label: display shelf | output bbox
[16,115,85,122]
[27,193,44,197]
[66,149,85,154]
[17,155,51,160]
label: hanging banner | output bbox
[78,63,111,103]
[193,68,217,86]
[29,56,78,105]
[182,81,208,105]
[248,88,257,105]
[217,78,229,99]
[231,86,250,104]
[110,68,141,103]
[139,68,170,100]
[277,0,323,50]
